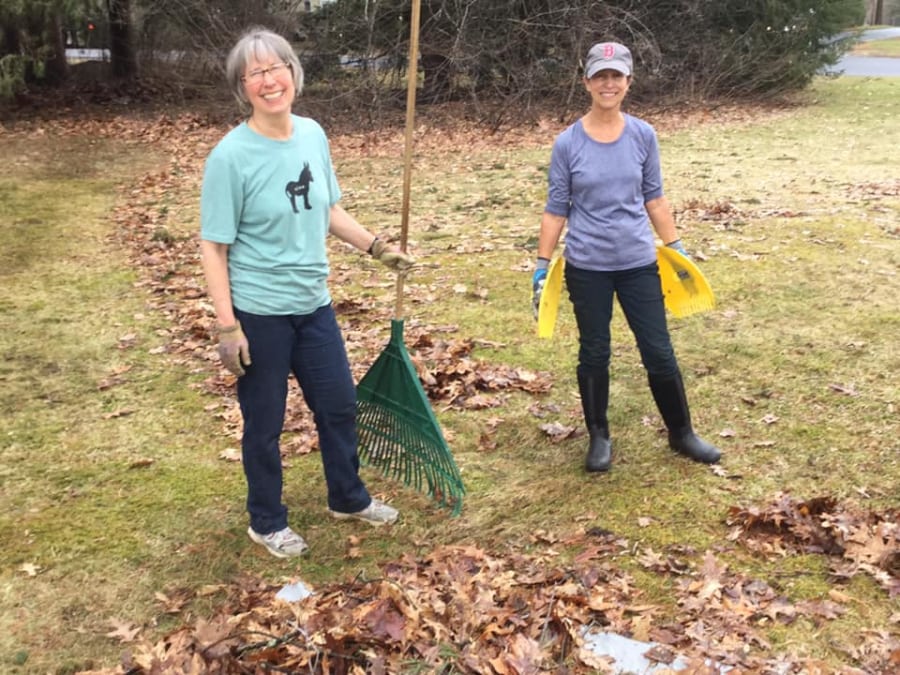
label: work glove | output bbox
[217,321,251,377]
[666,239,691,259]
[531,257,550,321]
[370,238,415,271]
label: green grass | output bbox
[1,76,899,672]
[852,36,900,57]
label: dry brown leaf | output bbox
[18,562,39,577]
[105,618,141,643]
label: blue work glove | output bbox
[531,258,550,320]
[666,239,691,259]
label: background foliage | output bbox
[0,0,872,114]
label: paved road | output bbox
[827,26,900,76]
[829,54,900,76]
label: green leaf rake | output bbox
[356,0,464,515]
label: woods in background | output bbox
[1,0,886,113]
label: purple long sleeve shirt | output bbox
[545,114,664,271]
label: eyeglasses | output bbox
[242,62,291,84]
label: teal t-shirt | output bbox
[200,115,342,315]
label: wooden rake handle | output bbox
[395,0,421,320]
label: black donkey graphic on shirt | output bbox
[285,162,313,212]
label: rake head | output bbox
[537,255,564,339]
[356,320,465,515]
[657,245,716,318]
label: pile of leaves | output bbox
[84,495,900,674]
[728,493,900,597]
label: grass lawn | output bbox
[853,36,900,57]
[0,75,898,673]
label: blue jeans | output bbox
[564,262,679,379]
[234,304,370,534]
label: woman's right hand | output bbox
[217,321,252,377]
[532,268,548,321]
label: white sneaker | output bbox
[330,499,399,526]
[247,526,309,558]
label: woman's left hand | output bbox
[665,239,691,259]
[371,239,415,271]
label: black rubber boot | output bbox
[578,368,612,472]
[648,372,721,464]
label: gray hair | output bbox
[225,27,304,111]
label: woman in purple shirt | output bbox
[532,42,721,473]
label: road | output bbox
[829,54,900,76]
[827,26,900,76]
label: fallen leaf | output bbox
[828,588,854,604]
[106,619,141,643]
[219,448,241,462]
[128,458,154,469]
[19,562,40,577]
[102,408,135,419]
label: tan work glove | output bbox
[370,238,415,271]
[217,321,251,377]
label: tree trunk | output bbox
[420,52,452,103]
[419,0,452,103]
[2,22,21,58]
[107,0,137,78]
[44,13,69,84]
[866,0,885,24]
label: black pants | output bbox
[235,304,371,534]
[564,261,679,379]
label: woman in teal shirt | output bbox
[200,28,413,558]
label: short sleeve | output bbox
[200,147,244,244]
